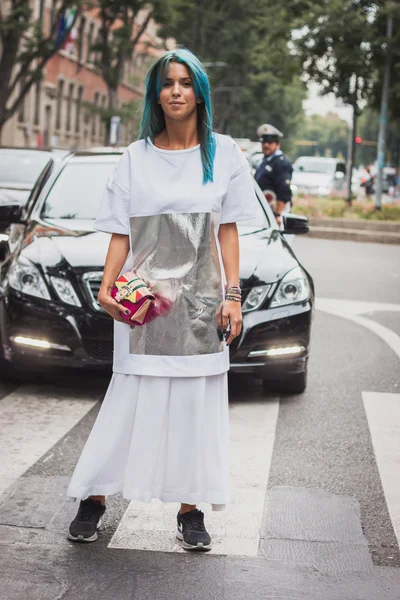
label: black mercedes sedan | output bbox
[0,151,314,393]
[0,147,70,260]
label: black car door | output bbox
[1,159,54,262]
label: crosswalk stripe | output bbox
[363,391,400,546]
[109,398,280,556]
[0,385,97,496]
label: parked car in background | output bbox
[0,151,314,394]
[291,156,347,197]
[0,148,69,259]
[233,138,252,154]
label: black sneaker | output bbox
[176,509,212,551]
[67,498,106,543]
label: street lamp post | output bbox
[375,8,394,210]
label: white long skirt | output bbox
[67,372,229,511]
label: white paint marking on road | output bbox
[363,392,400,546]
[109,399,280,556]
[317,298,400,362]
[317,297,400,317]
[0,385,97,496]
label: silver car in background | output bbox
[291,156,347,197]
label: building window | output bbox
[66,82,74,132]
[75,85,83,133]
[39,0,45,22]
[34,81,41,126]
[56,79,64,130]
[87,23,94,62]
[100,95,106,140]
[78,16,86,62]
[17,78,26,123]
[95,31,101,66]
[92,91,99,137]
[18,99,25,123]
[50,0,57,29]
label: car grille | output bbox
[83,339,113,362]
[82,271,103,311]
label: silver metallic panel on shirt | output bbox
[129,213,224,356]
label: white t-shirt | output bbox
[95,133,258,377]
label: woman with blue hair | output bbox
[67,48,257,551]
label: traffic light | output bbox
[355,136,362,144]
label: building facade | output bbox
[2,1,163,149]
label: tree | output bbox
[292,113,349,161]
[92,0,187,143]
[358,105,400,166]
[291,0,400,198]
[0,0,80,135]
[158,0,306,151]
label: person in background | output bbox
[254,124,293,226]
[364,166,374,198]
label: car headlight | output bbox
[50,276,81,307]
[8,256,50,300]
[242,285,271,313]
[270,266,310,308]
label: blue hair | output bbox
[139,48,216,184]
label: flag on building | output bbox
[55,7,77,46]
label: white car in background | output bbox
[291,156,347,197]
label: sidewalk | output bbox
[306,218,400,244]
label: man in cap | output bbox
[254,124,293,226]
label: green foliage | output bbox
[0,0,81,130]
[158,0,306,150]
[357,105,400,166]
[292,195,400,220]
[292,0,400,124]
[292,112,349,161]
[292,0,376,109]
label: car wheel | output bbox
[263,369,307,395]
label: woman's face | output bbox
[158,62,200,121]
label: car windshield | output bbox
[0,150,50,185]
[41,160,117,219]
[294,159,335,174]
[41,158,270,228]
[238,184,270,229]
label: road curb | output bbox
[306,226,400,244]
[308,217,400,233]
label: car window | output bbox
[294,159,335,174]
[24,160,53,216]
[0,150,51,185]
[41,160,117,219]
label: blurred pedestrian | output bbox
[364,166,374,198]
[66,48,257,551]
[254,124,293,226]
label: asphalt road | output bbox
[0,237,399,599]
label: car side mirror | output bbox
[281,213,309,234]
[0,204,25,224]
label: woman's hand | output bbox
[98,284,129,323]
[216,300,242,346]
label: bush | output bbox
[291,195,400,221]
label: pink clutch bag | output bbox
[112,271,171,326]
